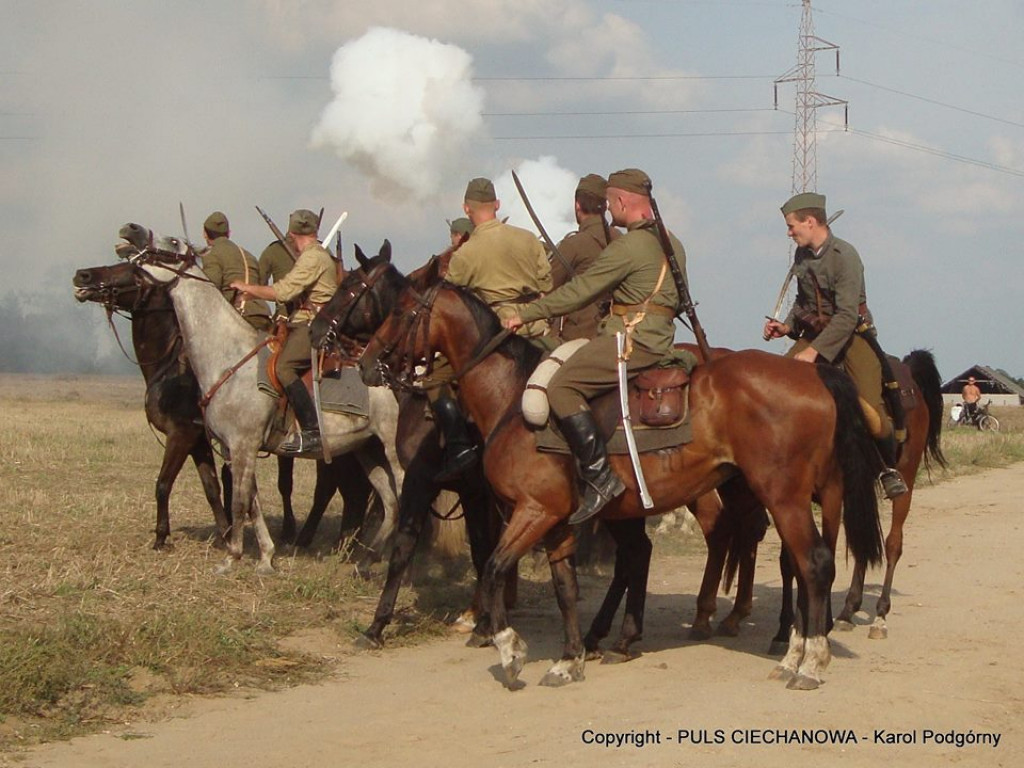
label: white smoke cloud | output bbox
[310,27,485,202]
[493,156,579,244]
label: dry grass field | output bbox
[1,373,1022,751]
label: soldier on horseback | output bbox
[199,211,272,332]
[425,177,553,482]
[231,209,338,455]
[503,168,696,525]
[762,192,908,499]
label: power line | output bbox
[491,129,793,140]
[840,75,1024,130]
[483,107,776,117]
[815,7,1024,69]
[474,74,772,82]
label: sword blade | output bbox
[616,333,654,509]
[510,169,576,279]
[310,347,331,464]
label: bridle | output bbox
[317,260,394,349]
[369,282,512,393]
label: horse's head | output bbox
[359,282,506,390]
[116,222,197,286]
[310,239,403,349]
[73,259,146,310]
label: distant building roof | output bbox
[941,364,1024,396]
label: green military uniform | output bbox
[200,216,271,332]
[447,217,553,336]
[258,240,297,319]
[550,216,619,342]
[784,230,888,435]
[519,217,688,418]
[273,239,338,388]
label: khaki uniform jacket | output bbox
[784,233,870,364]
[519,219,682,356]
[446,218,552,337]
[550,217,620,341]
[258,240,295,285]
[200,237,271,327]
[272,242,338,325]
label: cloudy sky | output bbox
[3,0,1022,381]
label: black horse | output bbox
[311,242,512,646]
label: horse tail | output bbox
[720,480,769,594]
[816,364,885,567]
[904,348,948,470]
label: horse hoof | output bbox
[213,560,234,576]
[601,649,638,665]
[465,632,492,649]
[353,633,383,651]
[868,624,888,640]
[688,625,713,642]
[256,562,275,576]
[768,664,795,682]
[833,619,855,632]
[584,648,603,661]
[786,674,821,691]
[768,640,789,657]
[540,659,585,687]
[715,621,741,638]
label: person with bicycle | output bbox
[961,376,982,422]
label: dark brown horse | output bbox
[72,259,380,552]
[832,348,946,638]
[356,277,884,690]
[311,243,510,648]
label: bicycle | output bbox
[952,400,1000,431]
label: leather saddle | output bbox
[589,365,690,440]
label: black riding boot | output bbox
[560,410,626,525]
[279,381,323,456]
[876,432,908,500]
[432,395,479,483]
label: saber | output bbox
[310,347,331,465]
[179,202,196,255]
[616,332,654,509]
[767,208,845,321]
[510,169,576,279]
[321,211,348,252]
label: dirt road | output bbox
[16,464,1023,767]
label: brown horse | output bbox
[73,259,382,553]
[358,278,884,690]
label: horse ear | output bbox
[380,239,392,263]
[354,244,370,269]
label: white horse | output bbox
[122,225,403,574]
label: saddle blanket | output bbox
[256,348,369,418]
[534,414,691,456]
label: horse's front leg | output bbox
[485,502,564,689]
[539,524,586,686]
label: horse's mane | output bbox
[443,282,543,377]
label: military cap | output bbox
[288,209,319,236]
[448,217,474,236]
[576,173,607,199]
[464,177,497,203]
[781,192,827,216]
[203,211,229,237]
[607,168,651,197]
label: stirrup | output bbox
[568,472,626,525]
[278,430,322,457]
[434,445,479,484]
[879,468,908,500]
